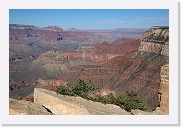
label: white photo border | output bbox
[0,0,179,125]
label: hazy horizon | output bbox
[9,23,151,31]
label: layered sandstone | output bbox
[138,26,169,56]
[30,38,140,81]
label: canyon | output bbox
[9,24,169,114]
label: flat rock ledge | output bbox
[34,88,131,115]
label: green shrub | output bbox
[116,90,147,111]
[56,79,98,98]
[93,90,147,112]
[56,80,147,112]
[56,83,75,96]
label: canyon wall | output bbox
[60,26,169,111]
[9,26,169,114]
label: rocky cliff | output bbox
[138,26,169,56]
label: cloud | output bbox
[103,17,168,25]
[135,17,169,22]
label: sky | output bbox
[9,9,169,30]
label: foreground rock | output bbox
[34,88,130,115]
[9,98,52,115]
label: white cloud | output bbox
[103,17,168,25]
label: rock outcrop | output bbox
[138,26,169,56]
[34,88,130,115]
[9,98,51,115]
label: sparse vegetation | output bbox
[93,90,147,112]
[56,79,99,99]
[115,90,147,111]
[56,79,148,112]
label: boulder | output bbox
[34,88,90,115]
[34,88,130,115]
